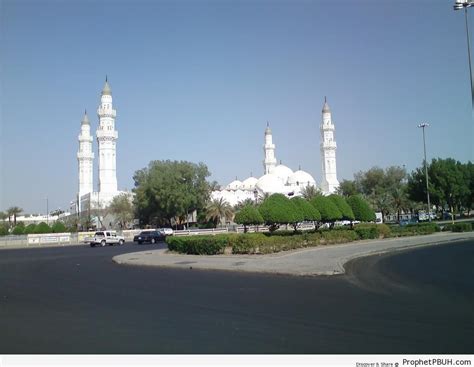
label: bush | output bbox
[234,205,264,231]
[258,194,302,230]
[319,229,358,244]
[391,222,440,237]
[51,221,67,233]
[443,222,472,232]
[291,197,321,221]
[310,196,342,223]
[354,223,391,239]
[34,222,52,234]
[166,235,228,255]
[347,195,376,222]
[0,224,8,236]
[328,195,355,221]
[24,224,37,234]
[12,225,25,235]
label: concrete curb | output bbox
[112,232,474,277]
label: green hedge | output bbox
[354,226,378,240]
[354,223,391,239]
[166,235,228,255]
[390,222,440,237]
[443,222,472,232]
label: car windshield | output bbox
[139,231,152,235]
[95,232,104,236]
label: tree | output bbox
[310,196,342,225]
[300,185,322,201]
[336,180,359,197]
[390,186,409,222]
[234,198,256,211]
[0,224,8,236]
[328,195,355,221]
[234,205,264,232]
[35,222,52,234]
[258,194,302,232]
[12,222,25,235]
[133,160,211,226]
[347,195,376,222]
[0,211,7,222]
[51,221,67,233]
[24,223,37,234]
[291,197,321,222]
[108,193,134,229]
[205,198,234,227]
[6,206,23,227]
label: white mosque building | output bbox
[72,78,128,217]
[211,98,340,206]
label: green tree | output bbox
[35,222,52,234]
[108,193,134,229]
[51,221,67,233]
[259,194,301,232]
[328,195,355,221]
[12,222,25,235]
[300,185,322,201]
[234,205,264,232]
[205,198,234,227]
[234,198,256,211]
[347,195,376,222]
[0,211,7,222]
[291,197,321,222]
[6,206,23,227]
[24,223,37,234]
[336,179,359,197]
[133,160,211,226]
[0,224,8,236]
[310,196,342,225]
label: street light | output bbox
[46,196,49,226]
[418,123,431,222]
[454,0,474,117]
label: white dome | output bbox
[226,179,243,191]
[288,170,316,187]
[241,176,258,191]
[256,173,287,194]
[272,164,293,184]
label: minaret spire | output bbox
[263,122,277,174]
[320,98,339,194]
[77,111,95,211]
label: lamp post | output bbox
[418,123,431,222]
[46,196,49,226]
[454,0,474,117]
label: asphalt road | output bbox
[0,240,473,354]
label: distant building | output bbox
[211,98,340,206]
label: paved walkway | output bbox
[112,232,474,276]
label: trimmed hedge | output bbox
[443,222,473,232]
[390,222,440,237]
[166,235,228,255]
[354,223,391,239]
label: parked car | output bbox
[88,231,125,247]
[133,230,166,244]
[158,228,174,236]
[399,218,418,226]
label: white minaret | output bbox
[77,111,94,200]
[263,122,277,174]
[320,97,339,194]
[96,77,118,194]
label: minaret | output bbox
[263,122,277,174]
[96,77,118,194]
[77,111,94,201]
[320,97,339,194]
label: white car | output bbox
[158,228,174,236]
[88,231,125,247]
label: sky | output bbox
[1,0,473,214]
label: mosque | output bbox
[210,98,340,207]
[71,78,128,218]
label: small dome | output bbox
[288,170,316,187]
[226,179,243,191]
[241,176,258,191]
[102,79,112,96]
[272,164,293,184]
[256,173,287,194]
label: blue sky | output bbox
[1,0,473,213]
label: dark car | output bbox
[133,230,166,244]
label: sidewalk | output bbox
[112,232,474,276]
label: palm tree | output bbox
[205,198,234,227]
[6,207,22,227]
[300,185,322,201]
[390,187,409,223]
[234,198,255,211]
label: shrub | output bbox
[51,221,67,233]
[291,197,321,221]
[355,223,391,239]
[319,229,358,244]
[310,196,342,223]
[166,235,228,255]
[391,222,440,237]
[347,195,376,222]
[24,224,37,234]
[328,195,355,221]
[234,205,264,232]
[12,225,25,235]
[34,222,52,234]
[258,194,302,231]
[444,222,472,232]
[0,224,8,236]
[354,226,378,240]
